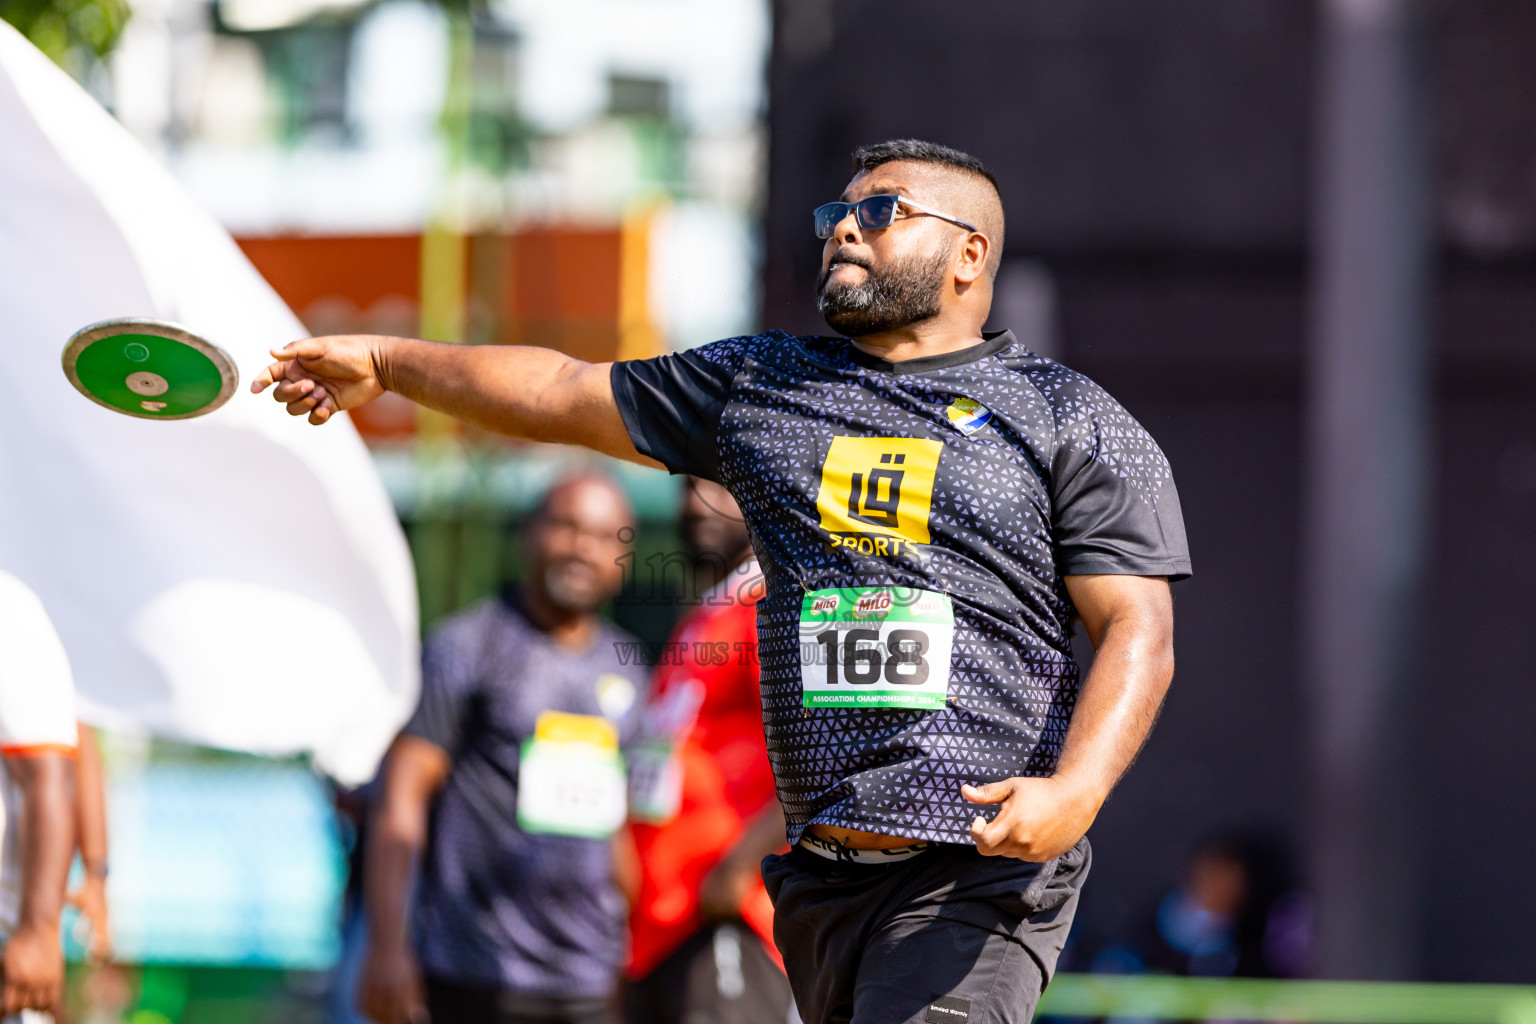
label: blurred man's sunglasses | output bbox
[814,194,977,240]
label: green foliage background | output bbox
[0,0,130,71]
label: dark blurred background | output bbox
[765,0,1536,983]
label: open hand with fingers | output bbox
[250,335,388,425]
[962,776,1102,862]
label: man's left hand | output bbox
[961,776,1101,861]
[1,923,62,1015]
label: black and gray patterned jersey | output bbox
[610,329,1191,844]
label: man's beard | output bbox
[541,559,603,614]
[816,245,950,336]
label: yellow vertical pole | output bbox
[418,7,473,415]
[414,7,475,629]
[617,201,667,361]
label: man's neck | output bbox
[517,585,600,652]
[846,316,987,364]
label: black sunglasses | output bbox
[813,194,977,239]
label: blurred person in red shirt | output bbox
[621,478,795,1024]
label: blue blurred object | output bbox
[1156,891,1239,977]
[65,760,346,968]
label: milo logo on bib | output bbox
[852,590,893,618]
[799,586,955,710]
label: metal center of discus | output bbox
[125,371,169,396]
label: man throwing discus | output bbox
[256,139,1191,1024]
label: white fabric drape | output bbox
[0,22,418,785]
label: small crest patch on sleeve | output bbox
[944,396,993,436]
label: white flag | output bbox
[0,22,419,785]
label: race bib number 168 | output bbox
[799,586,954,710]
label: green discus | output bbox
[62,318,239,420]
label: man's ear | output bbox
[953,232,990,285]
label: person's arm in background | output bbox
[2,752,75,1015]
[698,798,787,919]
[0,575,84,1016]
[612,825,642,909]
[68,722,111,962]
[963,574,1174,861]
[357,736,450,1024]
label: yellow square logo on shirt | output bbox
[816,436,943,556]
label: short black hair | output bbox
[851,139,998,191]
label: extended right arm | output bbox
[358,734,451,1024]
[252,335,658,466]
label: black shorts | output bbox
[623,919,795,1024]
[425,976,616,1024]
[761,837,1090,1024]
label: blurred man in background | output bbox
[358,475,648,1024]
[622,478,792,1024]
[1143,833,1310,979]
[0,571,78,1021]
